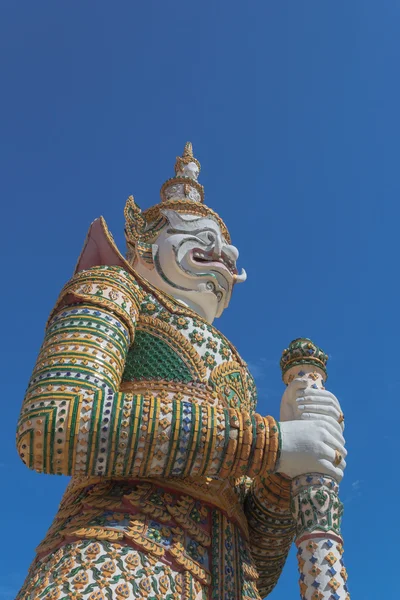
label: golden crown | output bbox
[125,142,231,246]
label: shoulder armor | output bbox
[48,265,145,339]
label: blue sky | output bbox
[1,1,398,598]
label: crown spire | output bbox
[183,141,193,158]
[174,141,201,177]
[160,141,204,204]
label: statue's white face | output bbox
[134,210,247,323]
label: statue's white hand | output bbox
[296,387,345,434]
[277,419,347,481]
[280,378,345,434]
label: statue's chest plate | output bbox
[121,293,257,413]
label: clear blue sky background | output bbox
[0,2,398,598]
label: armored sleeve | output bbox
[243,473,296,597]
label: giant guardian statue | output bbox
[16,144,348,600]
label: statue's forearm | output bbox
[244,473,296,597]
[17,387,277,478]
[18,384,280,481]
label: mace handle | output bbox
[280,338,350,600]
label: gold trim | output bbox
[209,360,249,410]
[159,176,205,203]
[283,356,327,371]
[48,267,141,340]
[143,199,231,243]
[119,379,215,401]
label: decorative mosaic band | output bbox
[280,338,328,379]
[292,474,343,542]
[296,537,349,600]
[292,475,348,600]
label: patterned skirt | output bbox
[17,478,261,600]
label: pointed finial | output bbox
[183,141,194,159]
[174,141,201,177]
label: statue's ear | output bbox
[124,195,146,246]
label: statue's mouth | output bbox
[191,248,237,275]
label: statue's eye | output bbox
[196,230,218,247]
[205,231,216,244]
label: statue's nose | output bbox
[223,244,239,262]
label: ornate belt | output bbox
[66,474,249,539]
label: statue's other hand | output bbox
[277,419,347,482]
[280,379,345,434]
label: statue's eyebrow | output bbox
[166,217,221,234]
[166,226,217,235]
[166,226,228,246]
